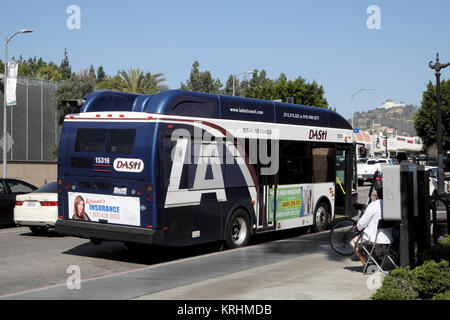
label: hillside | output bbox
[350,104,418,137]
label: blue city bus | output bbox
[55,90,355,248]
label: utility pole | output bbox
[429,53,450,194]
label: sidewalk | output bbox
[136,241,384,300]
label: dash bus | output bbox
[55,90,355,248]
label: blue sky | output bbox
[1,0,449,121]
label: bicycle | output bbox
[330,170,379,256]
[329,203,365,256]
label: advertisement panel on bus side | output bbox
[68,192,141,226]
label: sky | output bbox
[1,0,449,122]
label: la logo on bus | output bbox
[113,158,144,173]
[309,129,328,141]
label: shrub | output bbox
[411,260,450,299]
[373,236,450,300]
[439,235,450,246]
[419,235,450,264]
[432,291,450,300]
[372,260,450,300]
[371,267,418,300]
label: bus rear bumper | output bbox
[55,219,163,245]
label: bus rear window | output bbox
[75,129,136,154]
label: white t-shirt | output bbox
[357,199,393,244]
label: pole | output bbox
[351,88,372,129]
[232,74,235,96]
[3,36,8,178]
[351,95,354,128]
[385,135,388,158]
[435,67,443,194]
[429,53,450,194]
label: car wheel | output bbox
[29,226,48,235]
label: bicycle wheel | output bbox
[329,218,359,256]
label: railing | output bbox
[430,192,450,242]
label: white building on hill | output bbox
[379,99,406,110]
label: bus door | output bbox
[335,145,353,215]
[256,139,276,231]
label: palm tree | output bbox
[117,68,168,94]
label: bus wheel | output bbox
[312,202,330,232]
[225,209,251,249]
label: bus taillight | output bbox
[147,185,153,201]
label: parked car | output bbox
[0,179,38,226]
[14,181,58,234]
[425,166,450,196]
[357,158,394,186]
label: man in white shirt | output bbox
[351,186,393,265]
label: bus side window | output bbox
[311,146,335,183]
[279,141,310,185]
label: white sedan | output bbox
[425,166,450,196]
[14,181,58,234]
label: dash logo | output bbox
[309,129,328,141]
[113,158,144,173]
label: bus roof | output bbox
[81,90,351,130]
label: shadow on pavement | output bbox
[60,225,355,267]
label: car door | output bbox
[0,180,15,225]
[3,180,37,225]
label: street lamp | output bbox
[233,70,255,96]
[429,53,450,194]
[351,88,372,128]
[3,29,33,178]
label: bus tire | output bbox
[225,209,251,249]
[312,201,330,233]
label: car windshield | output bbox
[367,160,376,165]
[34,181,57,193]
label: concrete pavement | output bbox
[135,235,383,300]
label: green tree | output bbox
[35,65,63,81]
[60,48,72,80]
[223,75,242,96]
[414,80,450,150]
[242,73,329,109]
[180,61,222,93]
[55,70,96,124]
[97,68,168,94]
[88,65,97,82]
[97,66,106,83]
[97,74,123,91]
